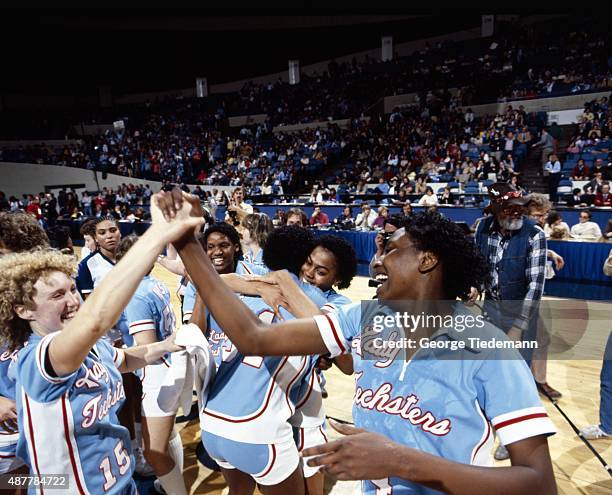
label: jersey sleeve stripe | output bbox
[494,412,549,430]
[113,348,125,368]
[321,303,338,313]
[36,334,77,385]
[313,313,347,357]
[492,407,556,446]
[128,320,155,327]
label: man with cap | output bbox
[472,183,548,460]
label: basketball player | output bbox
[0,203,202,494]
[0,212,49,490]
[115,236,186,495]
[157,190,557,495]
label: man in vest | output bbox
[473,183,548,460]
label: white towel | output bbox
[174,323,216,415]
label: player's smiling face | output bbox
[206,232,239,274]
[373,228,422,302]
[300,246,339,292]
[17,271,81,335]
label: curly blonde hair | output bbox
[0,248,77,351]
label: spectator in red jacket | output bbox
[594,184,612,207]
[571,159,590,180]
[309,205,330,227]
[25,195,42,220]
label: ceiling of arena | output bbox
[0,10,483,96]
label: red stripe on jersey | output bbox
[472,419,491,462]
[495,412,548,430]
[203,357,289,423]
[129,321,155,328]
[61,396,87,495]
[298,428,305,451]
[0,453,16,458]
[285,357,308,415]
[324,314,345,354]
[24,395,44,495]
[295,368,316,409]
[256,444,277,479]
[319,426,328,443]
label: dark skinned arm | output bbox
[156,189,328,357]
[304,422,556,495]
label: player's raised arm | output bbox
[43,194,204,376]
[157,189,329,357]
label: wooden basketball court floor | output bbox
[148,262,611,495]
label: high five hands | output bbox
[151,188,205,245]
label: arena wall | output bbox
[0,162,235,198]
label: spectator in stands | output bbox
[580,186,596,206]
[0,192,9,212]
[586,171,607,194]
[532,128,555,167]
[602,219,612,242]
[401,203,413,218]
[544,153,562,203]
[225,186,253,224]
[354,204,376,231]
[571,159,590,180]
[595,184,612,207]
[544,211,571,240]
[418,186,439,207]
[566,188,584,207]
[309,205,330,227]
[368,214,405,279]
[333,206,355,230]
[591,159,610,181]
[272,208,286,227]
[373,206,389,229]
[285,207,308,227]
[438,187,455,205]
[570,209,603,240]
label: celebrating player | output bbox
[157,189,557,495]
[115,235,186,495]
[0,200,202,494]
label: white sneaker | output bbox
[134,447,156,477]
[580,424,611,440]
[153,479,167,495]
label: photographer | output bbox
[224,186,253,225]
[368,214,405,278]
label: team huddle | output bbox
[0,189,557,495]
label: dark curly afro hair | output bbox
[263,225,315,276]
[402,211,490,300]
[313,235,357,290]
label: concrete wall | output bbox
[228,114,268,127]
[0,139,83,147]
[0,162,236,198]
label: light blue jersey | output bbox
[201,277,328,444]
[241,250,269,275]
[313,303,557,495]
[0,347,19,460]
[236,257,270,277]
[119,275,175,353]
[12,333,135,494]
